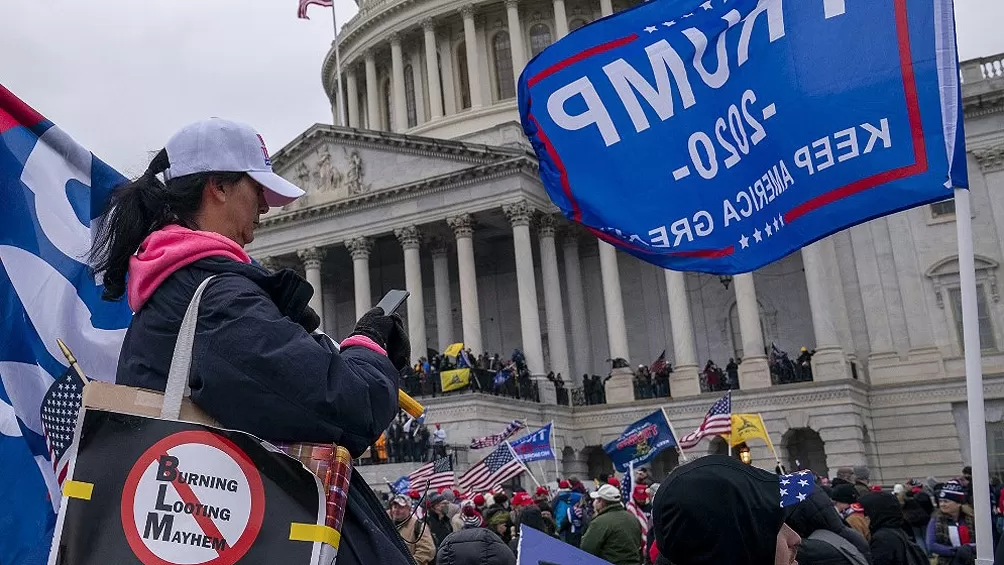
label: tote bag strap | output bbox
[161,275,217,419]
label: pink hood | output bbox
[127,224,251,311]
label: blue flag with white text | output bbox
[519,0,967,274]
[0,85,132,564]
[510,422,555,463]
[603,410,678,473]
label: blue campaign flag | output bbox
[604,410,678,473]
[391,476,411,495]
[519,0,966,274]
[0,85,133,564]
[516,524,613,565]
[510,422,555,463]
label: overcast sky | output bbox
[1,0,1001,176]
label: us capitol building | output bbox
[245,0,1004,486]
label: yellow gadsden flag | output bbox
[727,413,771,448]
[440,368,471,392]
[443,342,465,357]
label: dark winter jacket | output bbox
[435,528,516,565]
[508,506,548,558]
[117,257,400,455]
[785,489,872,565]
[427,510,456,548]
[860,493,926,565]
[116,249,410,565]
[653,455,784,565]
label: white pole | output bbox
[662,407,689,462]
[953,188,994,565]
[550,421,560,480]
[331,0,345,127]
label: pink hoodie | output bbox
[127,224,250,312]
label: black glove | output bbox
[351,307,411,371]
[297,304,321,333]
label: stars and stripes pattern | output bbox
[649,350,667,374]
[408,456,455,491]
[470,419,525,449]
[297,0,333,19]
[779,470,816,508]
[622,467,649,548]
[39,369,85,487]
[678,391,731,449]
[458,442,524,493]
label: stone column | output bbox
[538,215,571,382]
[298,247,326,330]
[561,231,590,386]
[430,239,455,350]
[801,239,852,382]
[447,214,483,356]
[347,237,373,320]
[410,50,426,125]
[502,201,546,377]
[597,240,633,403]
[364,50,380,131]
[504,0,527,78]
[346,67,360,128]
[597,240,630,361]
[422,19,444,120]
[461,5,484,109]
[395,226,428,362]
[664,270,701,396]
[733,273,770,389]
[600,0,613,16]
[390,33,408,133]
[553,0,569,38]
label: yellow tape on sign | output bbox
[63,480,94,500]
[289,523,340,549]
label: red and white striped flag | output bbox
[297,0,333,19]
[458,442,525,493]
[677,391,732,449]
[408,457,455,491]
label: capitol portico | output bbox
[246,0,1004,488]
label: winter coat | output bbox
[841,505,872,542]
[553,491,582,532]
[508,506,549,559]
[435,528,516,565]
[115,229,410,565]
[426,511,455,548]
[927,508,977,565]
[860,493,928,565]
[785,489,872,565]
[395,515,436,565]
[580,503,643,565]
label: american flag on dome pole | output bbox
[297,0,345,127]
[677,391,732,449]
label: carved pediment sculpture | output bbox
[314,145,343,192]
[344,148,370,195]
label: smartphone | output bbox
[375,289,410,315]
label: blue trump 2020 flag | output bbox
[0,85,132,564]
[603,410,677,473]
[519,0,967,274]
[510,422,555,463]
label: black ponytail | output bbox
[89,149,244,302]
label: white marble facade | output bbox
[248,8,1004,486]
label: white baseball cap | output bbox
[163,118,304,207]
[590,484,622,502]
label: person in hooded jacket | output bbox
[859,492,928,565]
[652,455,803,565]
[552,480,583,543]
[508,501,548,558]
[89,119,413,565]
[784,489,872,565]
[435,528,516,565]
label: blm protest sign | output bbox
[49,410,332,565]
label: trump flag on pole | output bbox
[0,84,132,563]
[509,422,555,464]
[518,0,966,274]
[603,410,677,473]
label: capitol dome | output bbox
[321,0,640,141]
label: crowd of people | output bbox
[363,415,453,465]
[400,349,541,403]
[632,364,672,399]
[382,461,1003,565]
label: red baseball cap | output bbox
[535,486,549,496]
[473,494,486,506]
[607,477,621,488]
[512,492,535,507]
[632,484,649,502]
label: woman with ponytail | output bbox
[90,118,414,565]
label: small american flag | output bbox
[39,369,85,487]
[470,419,524,450]
[678,391,731,449]
[622,467,649,548]
[297,0,333,19]
[649,350,667,374]
[408,457,455,491]
[779,470,816,508]
[458,442,524,493]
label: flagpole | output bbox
[759,413,782,468]
[549,420,560,481]
[508,441,541,488]
[661,406,688,462]
[954,188,993,564]
[330,0,345,127]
